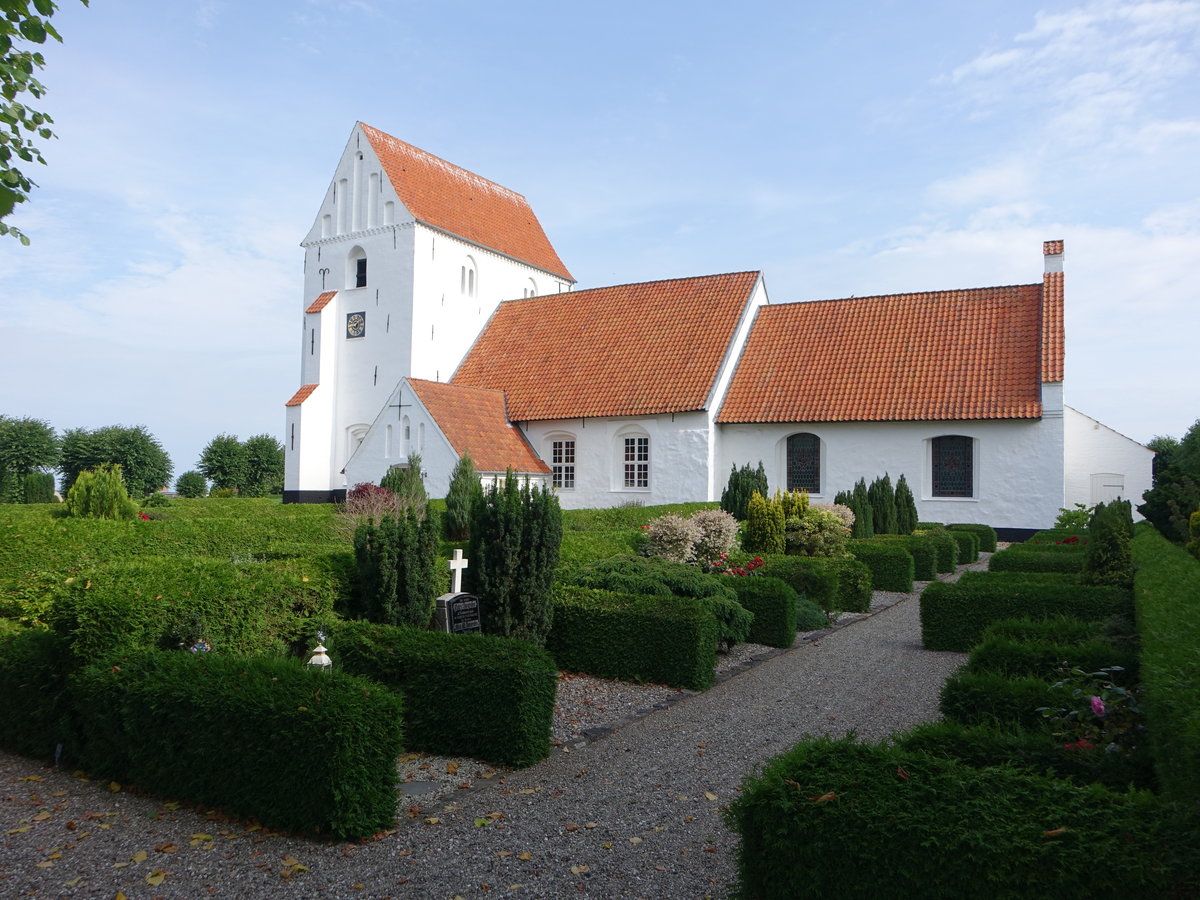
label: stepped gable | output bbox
[453,271,761,422]
[717,282,1049,423]
[361,123,572,282]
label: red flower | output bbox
[138,512,150,520]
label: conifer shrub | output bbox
[466,471,562,646]
[350,509,440,628]
[894,474,918,534]
[867,473,898,534]
[725,736,1187,899]
[743,491,784,555]
[379,453,428,515]
[947,522,997,552]
[63,463,138,520]
[720,461,768,521]
[1080,499,1134,589]
[443,451,482,541]
[329,620,557,767]
[783,505,851,557]
[22,472,55,503]
[919,579,1131,652]
[847,541,914,592]
[70,651,403,838]
[548,585,717,690]
[723,576,797,648]
[851,478,873,538]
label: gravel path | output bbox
[0,563,978,899]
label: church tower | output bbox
[283,123,574,502]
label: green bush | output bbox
[0,628,74,759]
[175,469,207,498]
[988,547,1085,574]
[743,491,784,555]
[22,472,55,503]
[1189,508,1200,560]
[760,555,837,611]
[956,570,1079,586]
[825,556,872,612]
[1080,499,1134,588]
[70,651,402,838]
[724,576,797,648]
[919,579,1131,652]
[946,528,979,564]
[329,620,556,767]
[980,616,1106,645]
[63,463,138,520]
[48,557,340,663]
[1138,467,1200,544]
[940,669,1073,729]
[897,720,1156,792]
[720,461,768,521]
[725,736,1188,899]
[867,474,898,534]
[548,585,717,690]
[847,541,914,592]
[350,510,440,628]
[379,453,428,515]
[947,522,997,553]
[916,526,958,572]
[872,533,938,580]
[965,632,1138,683]
[1132,527,1200,806]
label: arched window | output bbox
[785,433,821,493]
[347,424,369,461]
[347,246,367,289]
[523,278,538,299]
[615,428,650,490]
[401,415,411,455]
[460,257,477,298]
[931,435,974,497]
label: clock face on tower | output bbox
[346,312,366,338]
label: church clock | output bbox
[346,312,366,338]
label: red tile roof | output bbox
[407,378,551,475]
[285,384,319,407]
[453,272,762,421]
[1041,271,1064,382]
[718,283,1056,424]
[361,123,573,282]
[1043,239,1064,256]
[306,291,336,313]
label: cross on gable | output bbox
[449,548,469,593]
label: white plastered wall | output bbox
[717,415,1066,531]
[1063,406,1153,517]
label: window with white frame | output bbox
[623,435,649,489]
[460,257,477,298]
[931,435,974,497]
[786,432,821,493]
[347,246,367,289]
[551,438,576,489]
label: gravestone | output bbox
[435,549,482,634]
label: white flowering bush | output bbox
[784,506,851,557]
[691,508,740,563]
[643,514,701,563]
[815,502,855,530]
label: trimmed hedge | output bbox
[329,620,557,768]
[724,576,797,648]
[965,633,1138,683]
[48,557,340,662]
[917,527,958,573]
[548,585,717,690]
[919,579,1131,651]
[897,720,1156,792]
[70,651,403,838]
[1132,527,1200,806]
[759,555,872,613]
[847,541,914,592]
[957,570,1079,586]
[726,736,1190,899]
[948,522,998,553]
[872,533,938,580]
[982,616,1108,645]
[987,547,1086,574]
[946,528,979,564]
[939,669,1072,729]
[0,628,74,759]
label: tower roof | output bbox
[361,123,573,282]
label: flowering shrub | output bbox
[337,482,415,537]
[711,555,764,577]
[691,508,739,561]
[643,514,700,563]
[1037,665,1144,757]
[784,506,851,557]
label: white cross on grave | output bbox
[449,549,469,594]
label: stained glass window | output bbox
[786,433,820,493]
[932,436,973,497]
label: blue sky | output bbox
[1,0,1197,483]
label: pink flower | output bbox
[1090,696,1106,717]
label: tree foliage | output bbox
[59,424,171,497]
[720,461,769,521]
[894,474,918,535]
[380,453,427,516]
[743,490,785,555]
[241,433,284,497]
[1139,418,1200,543]
[175,470,207,498]
[198,433,247,492]
[350,508,439,627]
[0,0,89,245]
[62,462,137,520]
[868,473,899,535]
[0,414,58,501]
[466,471,562,646]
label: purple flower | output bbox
[1090,696,1106,717]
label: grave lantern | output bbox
[307,634,332,672]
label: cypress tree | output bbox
[744,491,785,555]
[851,478,874,538]
[894,474,918,534]
[868,474,899,534]
[351,507,440,627]
[721,462,770,521]
[444,451,482,541]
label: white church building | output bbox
[283,122,1153,533]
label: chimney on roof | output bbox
[1043,239,1064,274]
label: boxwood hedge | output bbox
[847,541,915,592]
[948,522,998,553]
[987,548,1086,574]
[759,556,872,613]
[871,533,938,580]
[329,620,557,768]
[946,528,979,564]
[0,628,74,759]
[723,576,797,647]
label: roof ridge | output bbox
[505,270,760,302]
[777,282,1041,307]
